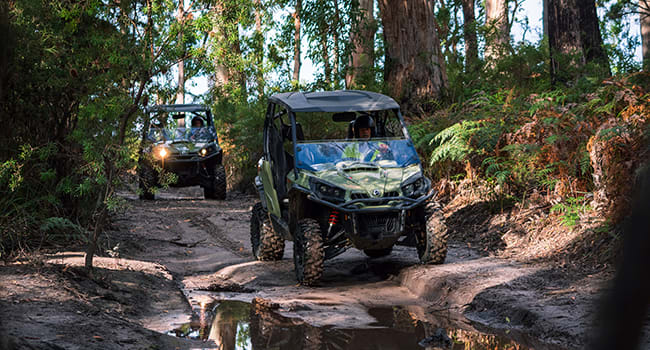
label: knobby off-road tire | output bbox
[293,218,324,286]
[250,203,284,261]
[138,164,156,200]
[363,247,393,258]
[416,201,449,264]
[204,164,227,200]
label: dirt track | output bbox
[2,186,647,349]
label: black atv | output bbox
[249,90,448,285]
[139,104,227,200]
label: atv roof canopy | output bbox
[269,90,400,113]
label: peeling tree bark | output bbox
[378,0,447,113]
[346,0,375,88]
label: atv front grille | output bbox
[171,153,198,161]
[357,213,400,235]
[351,192,369,200]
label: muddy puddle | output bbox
[166,300,563,349]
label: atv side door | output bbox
[260,103,294,223]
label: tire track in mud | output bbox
[133,194,252,259]
[180,210,250,258]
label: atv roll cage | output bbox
[264,90,413,179]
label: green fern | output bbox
[551,196,591,227]
[429,120,483,165]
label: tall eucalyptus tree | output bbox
[546,0,610,82]
[642,0,650,69]
[484,0,510,61]
[346,0,376,88]
[379,0,447,112]
[461,0,479,72]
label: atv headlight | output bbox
[401,176,426,198]
[199,145,217,157]
[309,178,345,202]
[157,147,168,159]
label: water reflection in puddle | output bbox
[168,300,547,349]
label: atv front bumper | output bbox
[299,187,435,250]
[305,188,434,213]
[156,151,222,187]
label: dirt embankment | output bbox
[1,186,646,349]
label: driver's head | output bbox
[191,117,204,128]
[355,114,374,140]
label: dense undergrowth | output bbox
[408,72,650,264]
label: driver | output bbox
[348,114,393,162]
[354,114,374,139]
[191,116,204,128]
[190,117,206,140]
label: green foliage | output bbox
[39,217,87,244]
[429,121,484,165]
[428,118,502,168]
[0,0,189,259]
[211,98,267,191]
[551,196,592,227]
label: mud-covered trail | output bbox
[0,187,632,349]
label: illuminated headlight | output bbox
[199,145,217,157]
[310,178,345,201]
[401,176,426,198]
[158,148,168,158]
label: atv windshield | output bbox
[295,138,420,171]
[148,127,216,142]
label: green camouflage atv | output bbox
[250,90,448,285]
[139,104,227,200]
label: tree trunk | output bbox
[642,0,650,70]
[213,2,230,88]
[176,0,185,106]
[484,0,509,61]
[543,0,549,37]
[254,0,265,96]
[346,0,375,88]
[212,2,246,96]
[321,31,331,84]
[378,0,447,113]
[461,0,478,72]
[293,0,302,83]
[546,0,610,83]
[332,0,340,87]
